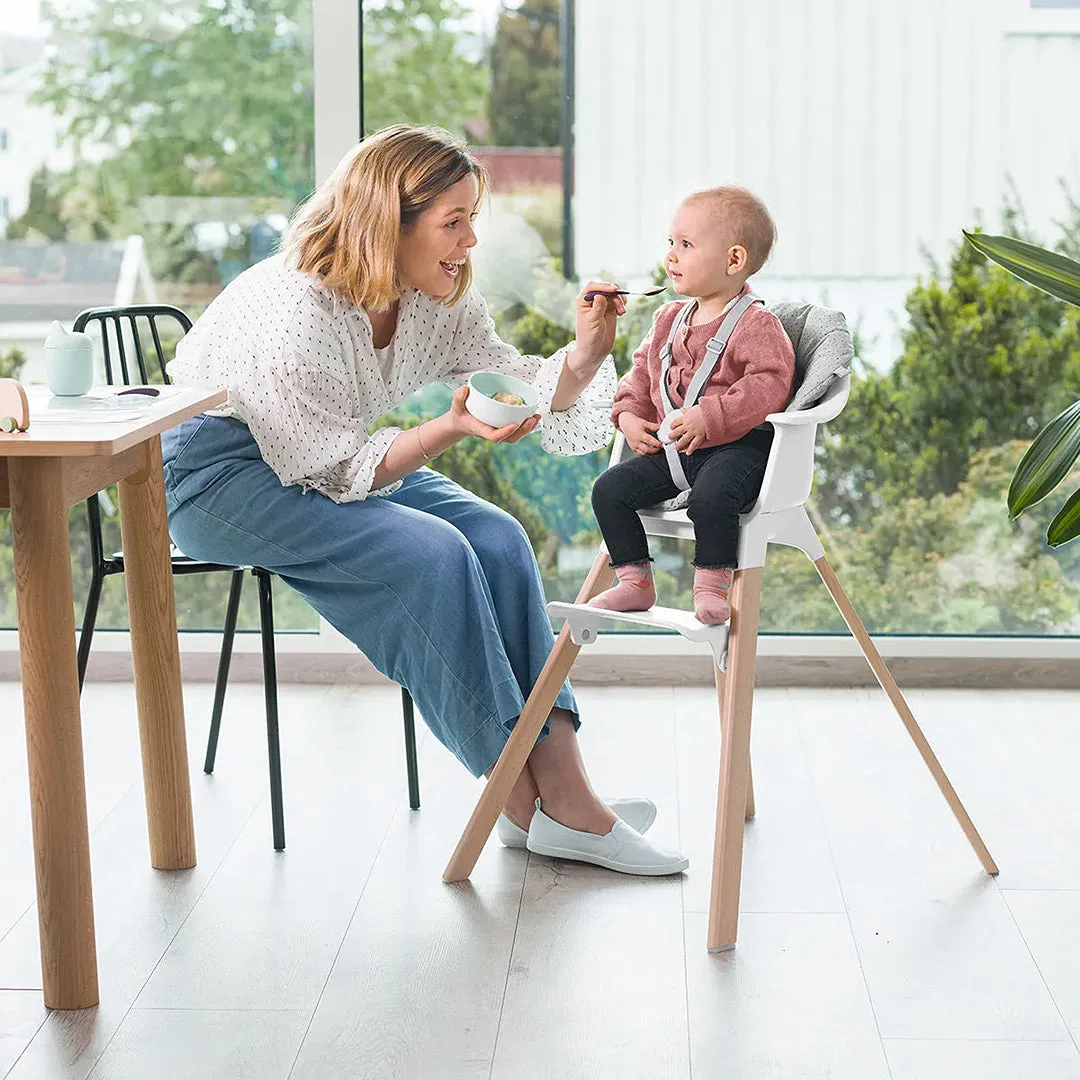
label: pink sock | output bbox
[590,562,656,613]
[694,567,734,625]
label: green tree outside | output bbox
[487,0,561,147]
[816,235,1080,529]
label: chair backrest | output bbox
[769,301,853,413]
[751,302,853,514]
[72,304,192,386]
[72,304,193,572]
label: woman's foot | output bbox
[694,566,734,625]
[502,773,542,833]
[498,793,614,844]
[590,562,656,613]
[537,790,617,836]
[524,706,617,842]
[526,807,689,876]
[497,796,657,849]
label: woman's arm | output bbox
[370,387,539,489]
[443,286,621,456]
[550,280,626,412]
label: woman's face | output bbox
[397,174,480,299]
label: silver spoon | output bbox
[583,285,668,301]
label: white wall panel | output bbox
[576,0,1080,283]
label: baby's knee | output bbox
[687,480,741,518]
[591,469,621,513]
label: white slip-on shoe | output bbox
[496,797,657,850]
[526,806,689,876]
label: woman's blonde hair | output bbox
[281,124,488,310]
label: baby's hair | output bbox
[685,185,777,275]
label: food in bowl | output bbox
[465,371,540,428]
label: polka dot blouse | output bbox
[168,255,618,502]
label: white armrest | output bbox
[765,409,826,427]
[765,374,850,428]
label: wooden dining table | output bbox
[0,385,226,1009]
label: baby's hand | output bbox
[619,412,663,455]
[669,405,707,455]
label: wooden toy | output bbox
[0,379,30,433]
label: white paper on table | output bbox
[27,387,154,423]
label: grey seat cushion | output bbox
[769,301,853,413]
[648,302,853,513]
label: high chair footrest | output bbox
[547,601,729,665]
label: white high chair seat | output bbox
[605,372,851,567]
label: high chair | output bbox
[443,303,997,952]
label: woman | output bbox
[163,124,687,875]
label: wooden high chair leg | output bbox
[714,662,754,820]
[443,550,615,883]
[707,566,763,952]
[813,556,998,876]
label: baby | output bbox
[590,186,795,625]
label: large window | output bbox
[0,0,318,630]
[2,0,1078,644]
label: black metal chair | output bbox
[73,304,421,851]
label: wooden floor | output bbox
[2,681,1080,1079]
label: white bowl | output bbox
[465,371,540,428]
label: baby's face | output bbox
[664,199,741,298]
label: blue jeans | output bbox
[161,414,578,777]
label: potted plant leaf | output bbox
[963,230,1080,546]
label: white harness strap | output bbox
[657,291,762,491]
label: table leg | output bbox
[10,457,99,1009]
[117,437,195,871]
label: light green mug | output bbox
[44,320,95,396]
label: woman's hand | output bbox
[449,385,540,444]
[619,412,663,455]
[372,391,538,496]
[572,280,626,370]
[669,405,707,455]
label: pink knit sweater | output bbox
[611,289,795,449]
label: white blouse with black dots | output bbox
[168,255,618,502]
